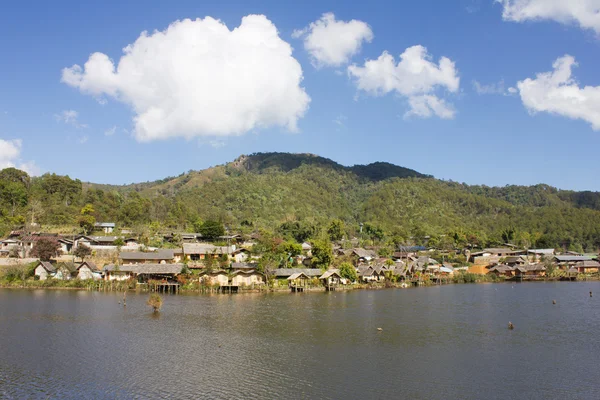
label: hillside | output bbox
[85,152,430,194]
[3,152,600,251]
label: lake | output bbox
[1,282,600,399]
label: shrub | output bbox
[147,293,163,313]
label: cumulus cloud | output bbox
[61,15,310,142]
[104,126,117,136]
[292,12,373,67]
[497,0,600,34]
[0,139,39,175]
[348,45,460,119]
[516,55,600,129]
[54,110,88,128]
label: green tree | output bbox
[327,219,345,241]
[311,239,333,269]
[30,238,61,261]
[278,241,302,257]
[78,204,96,234]
[0,179,28,217]
[338,261,358,282]
[0,167,30,187]
[73,244,92,261]
[364,223,385,242]
[278,220,316,243]
[199,220,225,240]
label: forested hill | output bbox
[2,152,600,252]
[86,152,430,193]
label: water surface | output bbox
[1,282,599,399]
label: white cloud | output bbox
[0,139,40,175]
[293,12,373,68]
[405,95,455,119]
[78,135,89,144]
[54,109,88,129]
[61,15,310,142]
[497,0,600,34]
[348,45,460,119]
[472,79,514,95]
[209,139,225,148]
[104,126,117,136]
[516,55,600,129]
[333,114,347,127]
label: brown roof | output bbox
[575,260,600,268]
[36,261,56,273]
[78,261,99,272]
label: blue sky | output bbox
[1,0,600,190]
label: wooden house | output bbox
[182,243,233,262]
[231,270,264,286]
[574,260,600,273]
[503,255,528,266]
[319,269,342,286]
[271,268,322,281]
[104,263,183,282]
[103,265,134,281]
[287,271,311,287]
[487,264,515,277]
[200,270,230,286]
[514,264,547,277]
[358,266,384,282]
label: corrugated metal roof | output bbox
[95,223,115,227]
[104,263,183,274]
[271,268,322,277]
[555,255,592,262]
[183,243,233,254]
[120,249,175,260]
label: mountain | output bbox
[4,152,600,251]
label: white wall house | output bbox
[34,261,55,280]
[77,261,101,280]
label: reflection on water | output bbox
[1,282,600,399]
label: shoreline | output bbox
[2,275,598,294]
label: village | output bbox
[1,221,599,293]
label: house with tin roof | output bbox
[119,249,175,264]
